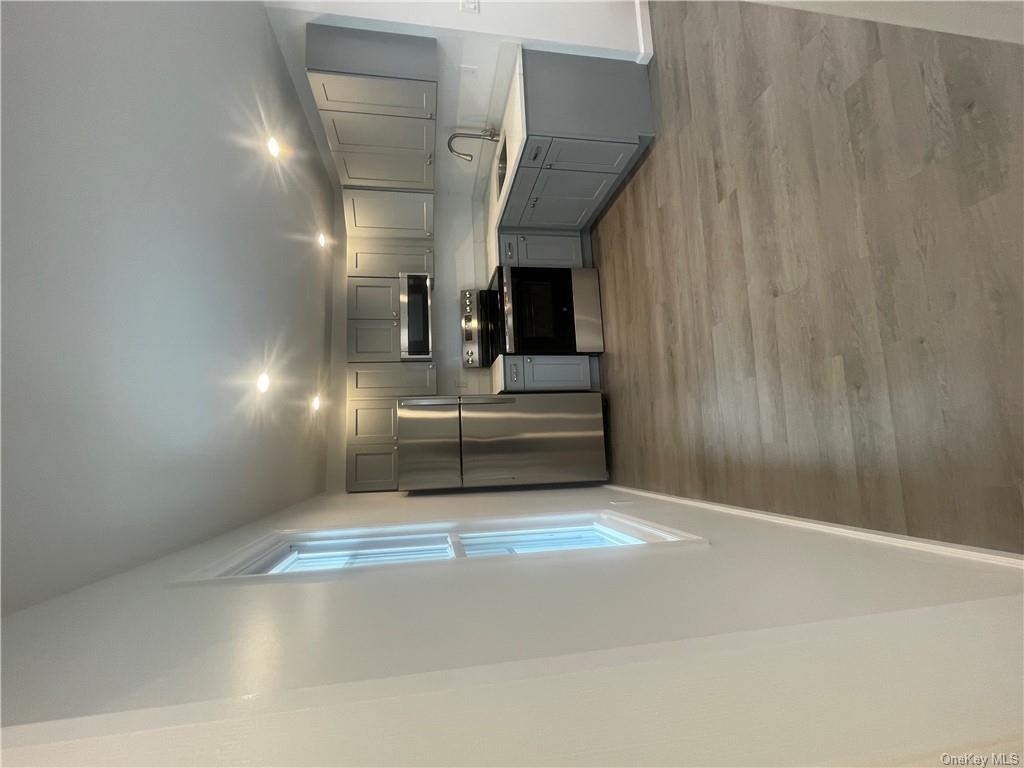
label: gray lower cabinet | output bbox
[514,169,618,230]
[347,399,399,446]
[346,398,400,492]
[309,72,436,119]
[348,318,400,362]
[517,234,582,267]
[342,189,433,239]
[522,356,592,391]
[541,138,636,173]
[347,277,400,319]
[519,198,595,229]
[346,445,399,492]
[347,362,437,398]
[347,241,433,278]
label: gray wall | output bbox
[1,2,335,613]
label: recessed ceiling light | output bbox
[257,372,270,393]
[311,394,321,412]
[317,232,326,248]
[266,137,280,158]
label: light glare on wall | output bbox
[311,394,321,412]
[317,232,326,248]
[257,372,270,393]
[266,137,280,158]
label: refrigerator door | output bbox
[459,393,607,488]
[397,398,462,490]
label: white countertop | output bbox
[485,47,526,276]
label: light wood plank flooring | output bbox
[594,1,1023,552]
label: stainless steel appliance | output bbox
[461,267,604,368]
[396,393,608,491]
[399,272,432,360]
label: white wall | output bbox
[269,0,653,63]
[1,2,334,613]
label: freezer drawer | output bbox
[397,398,462,491]
[460,393,607,488]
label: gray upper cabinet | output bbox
[347,277,400,319]
[309,72,436,119]
[517,234,583,268]
[347,318,401,362]
[343,189,433,239]
[541,138,636,173]
[347,362,437,398]
[321,112,434,190]
[522,356,592,391]
[347,240,433,278]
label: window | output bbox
[208,511,706,580]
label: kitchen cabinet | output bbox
[347,399,399,446]
[347,240,433,278]
[343,189,433,240]
[516,234,583,268]
[347,362,436,398]
[346,445,399,492]
[521,355,592,391]
[308,72,436,119]
[508,169,617,230]
[539,138,636,173]
[347,318,400,362]
[322,112,434,190]
[347,277,400,319]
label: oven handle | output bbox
[501,266,515,354]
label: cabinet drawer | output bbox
[346,399,399,445]
[309,72,436,119]
[516,234,583,268]
[522,355,592,391]
[347,241,433,278]
[346,445,399,492]
[347,277,400,319]
[347,318,401,362]
[343,189,434,239]
[518,198,595,229]
[542,138,636,173]
[347,362,437,398]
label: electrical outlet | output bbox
[459,0,480,13]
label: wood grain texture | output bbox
[594,2,1023,552]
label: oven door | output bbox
[400,273,432,360]
[506,267,577,355]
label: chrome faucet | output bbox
[447,127,499,162]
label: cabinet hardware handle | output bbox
[545,164,552,169]
[393,445,398,451]
[512,364,519,382]
[526,357,532,363]
[519,236,526,241]
[425,231,432,237]
[392,321,398,327]
[426,154,433,166]
[531,147,541,162]
[392,311,398,317]
[428,364,434,369]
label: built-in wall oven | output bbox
[462,267,604,368]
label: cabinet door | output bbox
[347,277,400,319]
[517,235,583,268]
[347,241,433,278]
[347,318,401,362]
[343,189,434,239]
[522,355,592,391]
[542,138,636,173]
[498,235,519,267]
[347,362,437,398]
[309,72,436,119]
[346,445,399,492]
[499,166,540,228]
[530,169,617,201]
[518,198,595,229]
[321,111,434,154]
[332,151,433,190]
[346,399,398,446]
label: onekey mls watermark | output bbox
[941,754,1020,767]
